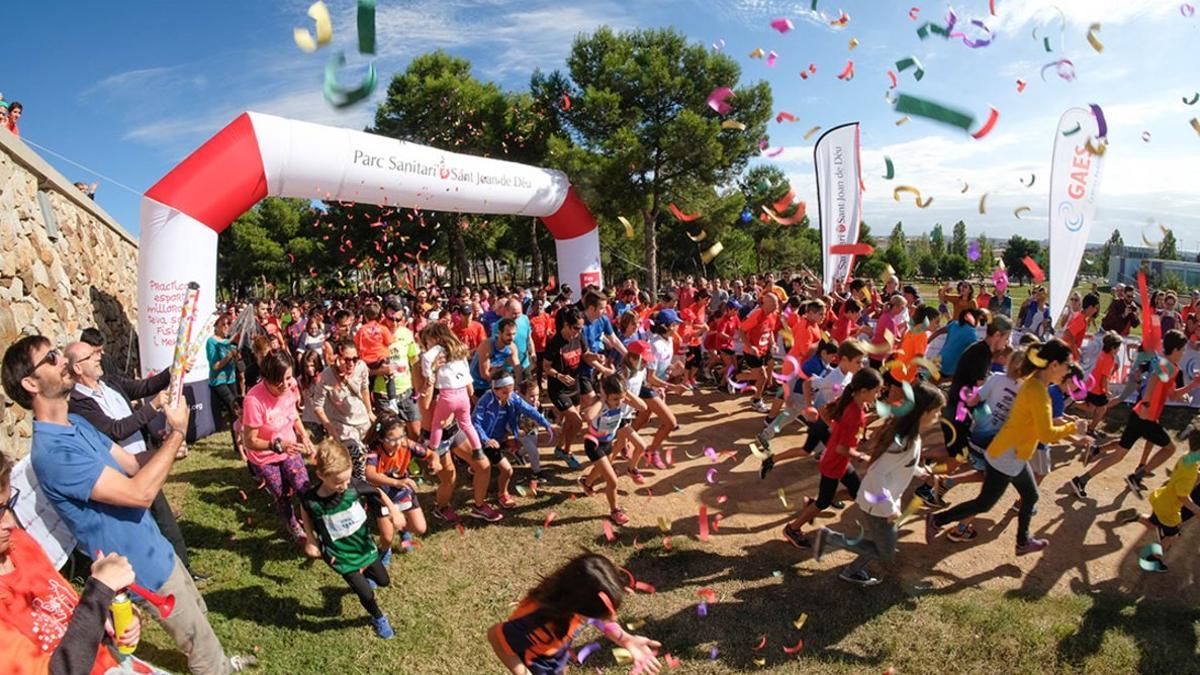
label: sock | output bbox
[1133,465,1146,480]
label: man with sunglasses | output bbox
[2,335,256,673]
[64,340,205,584]
[310,340,375,480]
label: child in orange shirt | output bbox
[355,302,397,403]
[1080,331,1122,440]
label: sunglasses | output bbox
[1,487,22,525]
[26,349,63,379]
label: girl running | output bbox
[578,374,646,526]
[634,311,688,470]
[419,322,482,455]
[363,416,430,563]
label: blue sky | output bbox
[7,0,1200,250]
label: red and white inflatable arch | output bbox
[137,111,601,392]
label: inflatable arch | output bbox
[137,111,601,436]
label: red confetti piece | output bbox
[1022,255,1046,284]
[633,581,656,593]
[245,516,253,526]
[665,654,681,669]
[783,639,805,654]
[561,95,571,110]
[836,60,855,80]
[662,536,671,549]
[697,588,717,603]
[712,514,723,532]
[829,243,875,256]
[698,505,710,542]
[775,111,798,123]
[238,490,247,501]
[1016,78,1027,93]
[455,523,465,536]
[603,521,616,542]
[970,106,1000,139]
[669,203,701,221]
[598,591,616,617]
[619,566,636,588]
[753,635,767,650]
[887,70,897,89]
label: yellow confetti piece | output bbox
[658,517,672,533]
[750,47,766,58]
[978,193,988,214]
[701,241,724,264]
[803,125,822,140]
[749,442,769,460]
[753,658,767,667]
[1191,118,1200,135]
[617,215,635,239]
[1084,137,1107,156]
[793,612,809,630]
[686,229,708,242]
[900,496,924,522]
[848,37,859,49]
[893,185,933,208]
[613,648,633,665]
[778,487,789,508]
[293,1,333,53]
[1086,23,1104,53]
[720,120,747,130]
[895,115,911,126]
[1014,206,1032,219]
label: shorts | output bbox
[435,425,468,457]
[814,467,860,509]
[638,386,658,400]
[942,414,970,457]
[549,387,581,412]
[685,346,702,370]
[742,353,767,369]
[374,486,419,517]
[481,435,514,464]
[803,418,831,454]
[719,348,735,357]
[579,373,596,396]
[375,388,420,422]
[1119,414,1171,450]
[583,436,613,462]
[1029,445,1052,477]
[1148,512,1181,539]
[303,421,327,444]
[1084,392,1109,408]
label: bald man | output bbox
[65,341,204,582]
[495,298,536,380]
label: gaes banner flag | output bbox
[1048,107,1105,323]
[814,123,864,292]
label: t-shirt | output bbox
[241,381,300,465]
[496,599,584,675]
[543,333,585,398]
[810,366,853,409]
[648,334,674,380]
[1048,384,1068,418]
[1089,351,1115,395]
[587,405,624,443]
[421,346,473,390]
[373,325,419,395]
[707,314,738,352]
[494,315,533,369]
[581,314,616,373]
[897,329,929,364]
[819,403,865,479]
[312,363,371,442]
[1065,312,1089,359]
[786,314,821,360]
[830,313,858,343]
[1134,359,1181,423]
[857,435,923,518]
[970,373,1021,448]
[0,529,126,675]
[301,479,382,575]
[740,308,780,357]
[471,338,515,390]
[872,311,900,353]
[453,321,487,352]
[947,340,993,417]
[1149,455,1200,527]
[938,321,979,378]
[987,294,1013,318]
[680,304,706,347]
[206,336,237,386]
[621,367,648,418]
[528,313,554,353]
[30,415,175,592]
[354,321,393,365]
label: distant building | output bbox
[1108,245,1200,288]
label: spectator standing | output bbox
[6,101,21,136]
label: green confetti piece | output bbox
[515,484,528,497]
[895,57,925,82]
[1043,36,1052,52]
[534,527,543,539]
[324,51,377,108]
[893,93,976,133]
[772,570,783,577]
[882,156,895,180]
[1062,123,1082,136]
[917,23,950,40]
[357,0,376,55]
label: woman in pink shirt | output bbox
[241,350,316,545]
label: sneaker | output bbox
[1125,473,1146,499]
[750,399,771,413]
[1083,444,1101,464]
[651,453,668,470]
[531,470,548,482]
[782,524,811,549]
[400,532,413,553]
[727,381,737,395]
[230,655,259,672]
[946,524,978,543]
[577,475,596,497]
[915,483,946,509]
[610,507,630,526]
[627,468,646,486]
[497,493,518,509]
[838,569,881,586]
[469,503,504,522]
[380,548,393,568]
[1069,476,1089,499]
[813,527,829,562]
[1016,537,1049,556]
[759,455,776,480]
[431,506,460,523]
[762,416,775,428]
[924,513,941,545]
[756,429,773,452]
[372,615,395,639]
[832,500,846,510]
[554,448,582,470]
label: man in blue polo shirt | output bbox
[579,289,624,406]
[494,297,535,384]
[2,335,255,674]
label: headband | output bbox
[492,375,515,389]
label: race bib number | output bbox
[322,501,368,541]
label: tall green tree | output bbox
[971,234,995,275]
[736,166,811,273]
[950,220,968,258]
[929,224,946,258]
[1001,235,1042,284]
[217,197,320,296]
[532,27,773,294]
[883,222,911,278]
[1158,228,1179,260]
[1097,229,1123,276]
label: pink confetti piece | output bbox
[766,51,778,67]
[697,588,717,603]
[704,446,718,462]
[707,86,734,115]
[544,511,557,529]
[837,59,855,80]
[697,601,708,617]
[771,17,794,33]
[706,468,718,484]
[603,520,616,542]
[717,495,728,504]
[698,505,710,541]
[864,488,893,505]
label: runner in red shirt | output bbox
[737,293,781,413]
[1062,293,1101,361]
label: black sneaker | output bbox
[1069,476,1088,499]
[763,416,775,428]
[838,568,880,586]
[832,500,846,510]
[1125,473,1147,499]
[1083,444,1101,464]
[755,429,773,452]
[759,455,776,480]
[945,524,978,542]
[915,483,946,508]
[782,524,811,549]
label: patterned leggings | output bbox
[254,453,311,532]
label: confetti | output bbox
[802,125,823,140]
[697,600,708,617]
[1086,23,1104,53]
[603,520,616,542]
[712,39,725,52]
[1040,58,1076,82]
[707,86,735,114]
[771,17,794,33]
[837,60,855,80]
[893,185,933,209]
[909,7,920,19]
[792,612,809,630]
[1013,206,1032,219]
[864,488,893,505]
[357,0,376,54]
[456,523,466,536]
[560,94,571,111]
[699,505,711,541]
[778,487,789,508]
[750,47,765,59]
[895,56,925,81]
[967,240,981,262]
[783,639,805,654]
[776,111,798,123]
[238,490,248,501]
[1016,79,1027,93]
[753,658,767,666]
[613,647,634,665]
[686,230,708,242]
[323,51,377,108]
[1184,3,1196,17]
[830,243,875,256]
[970,106,1000,139]
[1185,93,1200,105]
[1021,173,1036,187]
[1084,138,1107,156]
[1138,543,1166,572]
[293,1,333,53]
[754,635,767,650]
[721,120,747,130]
[767,51,779,67]
[701,241,724,264]
[618,215,636,239]
[658,517,672,533]
[705,468,718,484]
[1023,255,1046,283]
[665,653,681,669]
[1090,103,1109,138]
[1192,118,1200,135]
[893,93,975,133]
[849,37,859,49]
[882,156,895,179]
[577,642,601,664]
[669,203,702,221]
[543,511,557,529]
[895,116,910,126]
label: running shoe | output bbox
[610,507,630,526]
[497,493,518,509]
[554,448,582,470]
[782,524,811,549]
[372,615,395,639]
[838,569,881,586]
[469,503,504,522]
[755,429,773,452]
[230,655,259,672]
[946,524,978,543]
[750,399,771,413]
[1069,476,1089,499]
[915,483,946,509]
[577,476,596,497]
[431,506,460,523]
[651,452,668,470]
[924,513,941,545]
[759,455,776,480]
[627,468,646,486]
[762,416,775,428]
[1082,444,1101,464]
[812,527,829,562]
[380,548,393,568]
[1016,537,1049,556]
[1125,473,1147,500]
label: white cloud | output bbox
[989,1,1178,38]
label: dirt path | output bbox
[603,387,1200,607]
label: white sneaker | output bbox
[750,399,770,413]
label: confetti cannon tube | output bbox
[168,282,200,406]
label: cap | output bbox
[652,309,683,326]
[626,339,652,359]
[902,285,919,298]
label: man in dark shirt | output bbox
[1100,284,1140,336]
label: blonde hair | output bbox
[420,321,468,361]
[314,438,353,476]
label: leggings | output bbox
[342,558,390,618]
[254,453,311,531]
[428,386,481,451]
[815,467,860,509]
[824,512,898,576]
[933,461,1039,545]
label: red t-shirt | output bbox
[680,304,705,347]
[740,308,780,357]
[354,321,394,364]
[452,321,487,352]
[786,314,822,360]
[677,286,696,313]
[706,314,738,351]
[1065,312,1089,359]
[831,313,859,343]
[819,403,865,479]
[1135,359,1179,423]
[528,314,554,353]
[1089,351,1115,395]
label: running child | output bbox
[472,371,553,510]
[487,552,662,675]
[782,368,884,549]
[1137,426,1200,572]
[363,416,430,563]
[300,439,398,639]
[1079,330,1122,440]
[578,374,647,526]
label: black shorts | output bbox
[1148,512,1181,539]
[584,436,613,462]
[814,467,860,509]
[803,419,831,453]
[742,354,767,369]
[1119,414,1171,450]
[579,373,596,396]
[1084,392,1109,408]
[549,387,581,412]
[942,414,970,456]
[720,348,735,356]
[685,346,702,370]
[638,386,658,400]
[481,435,514,464]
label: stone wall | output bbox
[0,131,140,460]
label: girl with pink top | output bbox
[419,323,482,453]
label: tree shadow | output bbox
[202,584,369,632]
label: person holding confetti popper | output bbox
[813,381,946,585]
[487,552,662,675]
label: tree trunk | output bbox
[451,226,471,283]
[642,209,658,297]
[530,218,543,285]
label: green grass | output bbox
[108,436,1200,675]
